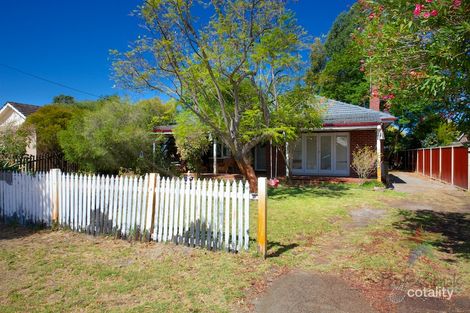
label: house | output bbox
[154,93,397,181]
[0,101,41,156]
[250,93,396,181]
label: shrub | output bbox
[0,122,32,170]
[351,145,377,180]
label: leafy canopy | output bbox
[112,0,321,186]
[357,0,469,137]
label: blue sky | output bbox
[0,0,355,106]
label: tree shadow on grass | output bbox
[393,209,470,260]
[269,183,350,200]
[267,241,299,258]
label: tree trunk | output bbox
[234,156,258,193]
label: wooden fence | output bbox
[0,170,251,252]
[398,145,469,190]
[16,153,79,173]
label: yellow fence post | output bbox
[257,177,267,258]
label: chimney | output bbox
[370,86,380,111]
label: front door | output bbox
[290,133,350,176]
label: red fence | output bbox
[400,146,469,190]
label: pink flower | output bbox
[423,11,431,18]
[425,0,432,2]
[368,12,376,20]
[453,0,461,8]
[388,94,395,99]
[413,4,423,16]
[430,9,438,16]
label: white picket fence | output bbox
[0,171,53,226]
[0,170,251,252]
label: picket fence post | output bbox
[50,168,61,225]
[257,177,267,259]
[145,173,157,240]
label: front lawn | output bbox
[1,183,468,312]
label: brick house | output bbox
[253,98,396,180]
[154,94,396,180]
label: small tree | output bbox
[351,145,377,181]
[0,122,31,170]
[53,95,76,105]
[24,104,84,154]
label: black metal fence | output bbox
[16,153,79,173]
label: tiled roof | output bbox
[319,98,396,125]
[6,102,40,117]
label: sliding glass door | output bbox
[290,133,350,176]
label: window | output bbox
[290,133,350,176]
[215,142,231,158]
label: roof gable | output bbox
[5,102,40,118]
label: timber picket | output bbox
[0,171,251,252]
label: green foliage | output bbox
[135,98,176,129]
[173,110,210,173]
[357,0,469,136]
[24,104,85,154]
[0,123,31,170]
[421,122,459,147]
[58,98,173,174]
[112,0,321,185]
[305,38,327,92]
[52,95,75,105]
[307,3,369,105]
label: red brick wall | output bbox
[349,130,378,178]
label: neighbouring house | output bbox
[154,92,397,181]
[0,101,41,156]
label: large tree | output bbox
[306,3,369,106]
[357,0,469,139]
[112,0,321,190]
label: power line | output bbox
[0,63,100,98]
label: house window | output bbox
[290,132,350,176]
[216,142,231,159]
[291,139,302,170]
[255,144,267,171]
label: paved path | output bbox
[389,171,463,194]
[253,271,378,313]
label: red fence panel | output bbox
[431,149,440,179]
[424,149,431,176]
[441,148,452,184]
[453,147,468,189]
[417,150,423,173]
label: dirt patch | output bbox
[253,270,378,313]
[349,208,387,228]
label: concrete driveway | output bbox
[387,171,470,213]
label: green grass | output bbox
[1,182,468,312]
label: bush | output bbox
[351,145,377,180]
[58,97,175,175]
